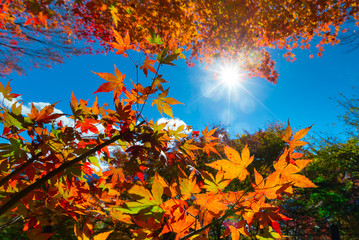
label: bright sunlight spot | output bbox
[195,58,279,125]
[218,62,243,88]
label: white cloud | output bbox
[0,92,21,109]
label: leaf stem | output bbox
[137,62,162,120]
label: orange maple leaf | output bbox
[0,81,21,101]
[207,146,253,181]
[274,151,316,188]
[93,65,126,99]
[108,29,132,56]
[252,169,282,199]
[140,56,157,77]
[75,118,99,134]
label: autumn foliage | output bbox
[0,0,83,77]
[0,34,317,238]
[0,0,356,239]
[1,0,359,83]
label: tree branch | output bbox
[0,131,127,216]
[180,193,246,240]
[0,152,43,187]
[0,215,22,231]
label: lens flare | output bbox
[191,58,280,127]
[218,63,243,88]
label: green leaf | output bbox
[256,226,281,239]
[109,5,119,27]
[157,48,168,62]
[148,29,164,45]
[121,178,164,215]
[88,156,100,169]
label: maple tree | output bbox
[0,0,85,77]
[178,119,359,239]
[59,0,359,83]
[0,32,317,238]
[2,0,356,239]
[1,0,359,83]
[336,91,359,136]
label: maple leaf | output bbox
[180,138,200,160]
[178,169,201,200]
[92,230,113,240]
[132,216,162,236]
[292,124,313,141]
[202,171,230,193]
[74,221,93,240]
[148,28,164,45]
[75,118,99,134]
[120,175,163,214]
[102,166,125,186]
[140,56,157,77]
[207,146,253,181]
[109,5,119,27]
[282,122,292,142]
[110,209,132,224]
[93,65,126,99]
[0,81,21,101]
[202,125,218,142]
[274,152,316,188]
[159,211,194,238]
[152,75,168,91]
[108,29,132,56]
[282,123,313,148]
[195,192,229,215]
[226,220,251,240]
[252,169,281,199]
[156,174,178,198]
[37,12,48,28]
[256,226,282,240]
[202,142,220,156]
[27,102,64,124]
[24,17,40,27]
[281,164,317,188]
[152,89,183,118]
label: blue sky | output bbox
[4,41,359,139]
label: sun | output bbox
[217,62,243,88]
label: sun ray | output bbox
[227,87,232,124]
[237,84,281,120]
[187,81,224,107]
[195,59,280,125]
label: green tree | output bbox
[232,122,286,175]
[337,91,359,136]
[281,92,359,239]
